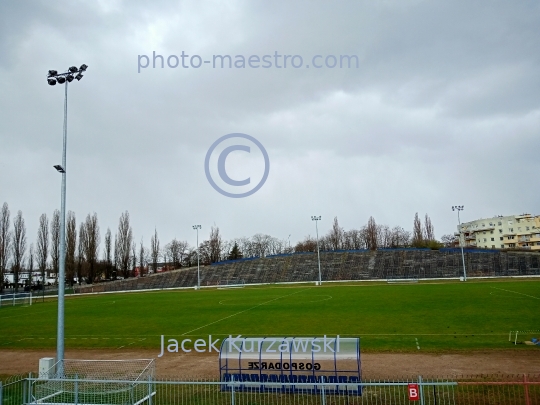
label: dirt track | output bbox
[1,349,539,377]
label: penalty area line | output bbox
[181,288,309,336]
[491,287,539,300]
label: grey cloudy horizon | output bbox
[1,0,539,251]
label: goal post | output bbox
[31,359,156,405]
[0,292,32,307]
[509,330,540,345]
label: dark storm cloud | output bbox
[0,0,538,248]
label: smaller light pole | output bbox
[452,206,467,281]
[311,216,322,285]
[193,225,201,289]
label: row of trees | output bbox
[0,201,450,291]
[294,214,442,252]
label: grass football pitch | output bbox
[0,278,539,352]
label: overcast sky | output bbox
[1,0,539,250]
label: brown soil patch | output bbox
[1,349,539,378]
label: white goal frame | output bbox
[0,292,32,307]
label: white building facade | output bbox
[456,213,540,251]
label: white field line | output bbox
[180,288,309,336]
[491,287,539,300]
[415,337,420,350]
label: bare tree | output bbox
[390,226,410,247]
[66,211,77,286]
[328,217,343,250]
[376,224,391,248]
[424,213,435,241]
[131,241,137,276]
[77,222,86,284]
[115,211,132,278]
[36,213,49,289]
[83,213,100,283]
[139,239,146,276]
[12,211,26,292]
[103,228,113,280]
[165,239,189,268]
[441,234,456,248]
[294,235,317,252]
[50,209,61,279]
[0,203,11,292]
[150,229,160,273]
[343,229,364,250]
[209,226,222,263]
[366,216,378,250]
[28,243,34,288]
[412,212,423,247]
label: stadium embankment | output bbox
[74,249,540,294]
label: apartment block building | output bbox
[456,213,540,251]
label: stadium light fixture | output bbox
[47,63,88,374]
[452,205,467,281]
[193,225,202,289]
[311,216,322,285]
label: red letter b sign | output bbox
[408,384,420,401]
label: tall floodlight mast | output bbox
[311,216,322,285]
[47,64,88,372]
[193,225,202,289]
[452,205,467,281]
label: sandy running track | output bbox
[1,349,539,377]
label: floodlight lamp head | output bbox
[54,165,65,173]
[75,73,83,81]
[69,66,78,73]
[48,70,58,77]
[66,74,74,82]
[79,64,88,71]
[47,78,57,86]
[57,76,66,84]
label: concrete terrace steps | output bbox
[74,250,540,294]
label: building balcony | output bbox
[519,237,531,242]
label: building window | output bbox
[483,231,486,235]
[483,238,487,242]
[509,228,514,232]
[490,230,493,234]
[526,227,530,231]
[518,227,522,231]
[508,235,515,240]
[492,245,495,248]
[537,242,540,246]
[499,229,503,233]
[500,237,503,241]
[491,238,494,241]
[509,243,515,248]
[498,222,502,226]
[501,245,504,248]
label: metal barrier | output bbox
[1,374,539,405]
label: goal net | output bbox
[31,359,155,405]
[509,330,540,346]
[218,279,245,288]
[0,292,32,307]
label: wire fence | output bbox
[1,374,539,405]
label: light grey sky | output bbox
[1,0,539,250]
